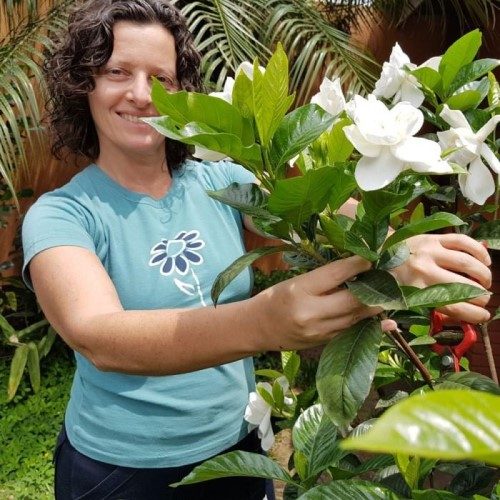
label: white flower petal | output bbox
[373,63,403,99]
[244,392,270,425]
[476,115,500,143]
[355,149,404,190]
[399,79,425,107]
[440,105,470,130]
[389,43,411,67]
[236,61,265,81]
[344,125,382,157]
[392,137,441,164]
[193,146,228,162]
[390,102,424,137]
[420,56,441,71]
[258,415,275,451]
[459,157,496,205]
[412,158,452,174]
[311,77,345,116]
[480,143,500,174]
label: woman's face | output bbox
[88,21,178,161]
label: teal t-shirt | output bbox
[22,160,257,467]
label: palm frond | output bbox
[0,0,72,205]
[174,0,271,91]
[265,0,379,103]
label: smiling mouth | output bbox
[119,113,154,124]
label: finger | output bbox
[381,319,398,331]
[301,256,372,295]
[434,249,492,288]
[438,233,492,266]
[438,302,491,324]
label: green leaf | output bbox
[346,270,407,310]
[268,104,334,170]
[448,58,500,96]
[472,220,500,250]
[439,30,482,94]
[268,168,336,226]
[487,72,500,111]
[253,44,294,147]
[272,378,285,410]
[344,233,380,262]
[381,212,464,252]
[282,351,300,386]
[412,490,468,500]
[7,344,29,401]
[405,283,488,309]
[351,217,389,252]
[408,336,436,346]
[207,183,277,220]
[150,83,254,145]
[449,466,496,497]
[342,390,500,466]
[317,319,383,428]
[412,67,442,91]
[0,314,16,338]
[171,450,298,486]
[26,341,40,393]
[232,70,255,119]
[211,245,293,305]
[255,369,283,380]
[410,202,425,224]
[328,163,357,212]
[326,117,354,163]
[319,214,351,252]
[37,326,57,359]
[377,243,410,271]
[438,372,500,395]
[396,454,420,490]
[292,404,341,477]
[300,479,399,499]
[446,90,483,111]
[144,116,262,168]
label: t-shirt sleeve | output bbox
[22,195,96,290]
[220,160,257,186]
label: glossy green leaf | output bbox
[232,69,255,119]
[328,163,357,212]
[26,341,40,393]
[317,319,383,428]
[342,390,500,466]
[7,344,29,401]
[151,83,254,145]
[269,104,334,170]
[472,220,500,250]
[381,213,464,252]
[396,454,420,490]
[281,351,300,386]
[412,67,441,91]
[326,117,354,163]
[171,450,298,486]
[211,245,293,305]
[319,214,352,252]
[292,404,341,477]
[438,372,500,395]
[408,336,436,346]
[446,90,483,111]
[353,455,395,475]
[449,465,496,497]
[487,72,500,111]
[0,314,16,338]
[377,243,410,271]
[207,183,276,220]
[346,270,406,310]
[300,479,399,499]
[352,217,389,252]
[405,283,488,309]
[253,44,294,147]
[268,168,336,226]
[144,116,262,168]
[37,326,57,359]
[439,30,482,94]
[255,369,283,380]
[412,490,468,500]
[344,233,380,262]
[448,58,500,96]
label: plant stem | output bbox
[389,328,434,389]
[480,323,498,384]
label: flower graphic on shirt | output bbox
[149,230,204,276]
[149,230,207,306]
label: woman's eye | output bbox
[154,75,178,90]
[105,68,127,79]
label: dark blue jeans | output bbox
[54,426,275,499]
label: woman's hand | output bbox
[254,255,396,351]
[392,233,492,323]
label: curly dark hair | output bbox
[44,0,202,169]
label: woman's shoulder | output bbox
[182,158,255,189]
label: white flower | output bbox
[373,43,424,108]
[311,77,346,117]
[344,95,452,191]
[193,62,264,161]
[438,105,500,205]
[244,377,292,451]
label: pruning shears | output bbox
[430,310,477,372]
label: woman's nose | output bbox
[126,74,152,107]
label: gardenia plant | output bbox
[144,29,500,498]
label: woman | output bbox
[22,0,492,498]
